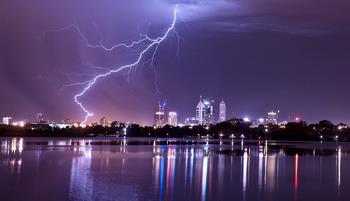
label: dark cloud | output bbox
[176,0,350,34]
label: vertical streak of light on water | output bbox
[337,147,341,193]
[170,148,176,201]
[242,150,248,201]
[264,141,268,190]
[294,154,299,201]
[276,154,280,192]
[258,152,263,191]
[209,155,213,201]
[189,148,194,194]
[159,153,165,201]
[69,147,92,201]
[267,155,276,192]
[153,149,160,193]
[185,148,188,193]
[201,156,209,201]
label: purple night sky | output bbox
[0,0,350,124]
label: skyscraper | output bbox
[219,99,226,122]
[154,101,165,127]
[267,111,279,125]
[196,98,205,125]
[196,96,214,125]
[168,112,178,126]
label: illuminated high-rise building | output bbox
[154,101,166,127]
[267,111,279,125]
[168,112,178,126]
[2,117,12,125]
[219,99,226,122]
[196,98,205,125]
[196,96,214,125]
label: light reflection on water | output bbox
[0,138,349,201]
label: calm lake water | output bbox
[0,137,349,201]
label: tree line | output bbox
[0,119,349,141]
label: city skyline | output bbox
[2,2,350,201]
[1,0,350,124]
[0,96,341,127]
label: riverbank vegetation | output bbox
[0,119,349,141]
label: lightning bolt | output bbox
[65,6,179,125]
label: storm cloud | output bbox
[1,0,350,124]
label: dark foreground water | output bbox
[0,138,349,201]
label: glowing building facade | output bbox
[267,111,278,125]
[185,117,199,126]
[154,101,166,127]
[196,97,215,125]
[219,100,226,123]
[2,117,12,125]
[168,112,178,126]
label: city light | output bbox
[168,112,178,127]
[1,2,349,201]
[243,117,250,122]
[12,121,25,127]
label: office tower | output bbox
[154,101,165,127]
[219,99,226,122]
[168,111,178,126]
[267,111,279,125]
[196,97,205,125]
[196,96,214,125]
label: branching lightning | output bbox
[50,6,179,125]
